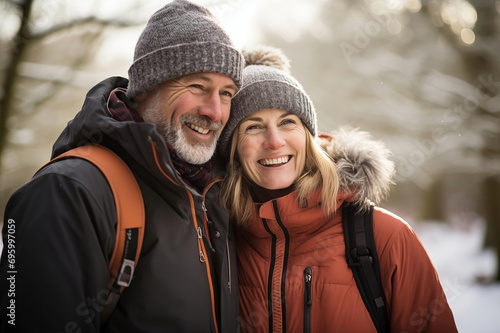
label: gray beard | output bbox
[141,91,219,165]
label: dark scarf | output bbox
[107,88,144,122]
[248,180,295,204]
[108,88,213,191]
[166,143,213,191]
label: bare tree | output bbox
[0,0,147,169]
[0,0,35,158]
[420,0,500,281]
[0,0,152,220]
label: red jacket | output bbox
[236,128,458,333]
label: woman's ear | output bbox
[315,132,336,160]
[318,132,333,142]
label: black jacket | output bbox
[0,77,239,332]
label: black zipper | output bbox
[304,267,312,333]
[262,200,290,333]
[262,218,277,333]
[272,200,289,333]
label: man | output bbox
[0,0,244,332]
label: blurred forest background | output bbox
[0,0,499,284]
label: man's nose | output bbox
[199,92,223,122]
[263,127,285,150]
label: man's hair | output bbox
[221,123,339,226]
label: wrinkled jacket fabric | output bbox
[236,130,458,333]
[0,77,239,333]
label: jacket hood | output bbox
[317,127,395,213]
[51,77,227,193]
[51,77,183,185]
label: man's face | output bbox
[141,73,237,165]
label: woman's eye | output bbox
[281,118,296,126]
[190,84,204,90]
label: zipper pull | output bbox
[198,226,215,253]
[304,267,312,306]
[201,203,213,227]
[304,267,312,333]
[226,240,232,294]
[197,227,206,262]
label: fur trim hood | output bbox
[317,127,395,212]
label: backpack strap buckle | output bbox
[348,247,373,267]
[117,258,136,287]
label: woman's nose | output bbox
[263,127,285,150]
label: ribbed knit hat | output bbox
[127,0,244,98]
[218,46,317,158]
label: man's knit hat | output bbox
[127,0,244,98]
[218,46,317,158]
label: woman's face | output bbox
[236,108,306,190]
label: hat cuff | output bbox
[127,41,244,98]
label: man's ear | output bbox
[133,92,148,115]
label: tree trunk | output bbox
[418,177,444,222]
[468,0,500,281]
[0,0,35,169]
[482,177,500,281]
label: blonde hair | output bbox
[221,123,339,226]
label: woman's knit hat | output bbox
[218,46,317,158]
[127,0,244,99]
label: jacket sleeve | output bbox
[375,210,458,333]
[0,160,116,332]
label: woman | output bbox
[218,46,458,332]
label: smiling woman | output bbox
[218,45,338,226]
[218,45,458,333]
[236,109,307,190]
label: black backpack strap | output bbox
[342,203,390,333]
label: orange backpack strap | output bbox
[36,145,145,322]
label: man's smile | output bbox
[186,121,210,135]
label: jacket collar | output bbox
[240,189,345,239]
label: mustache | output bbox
[180,113,222,131]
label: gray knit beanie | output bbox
[127,0,244,99]
[218,46,317,158]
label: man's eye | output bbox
[190,84,204,90]
[221,91,233,98]
[246,124,260,131]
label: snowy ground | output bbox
[0,219,498,331]
[412,220,500,333]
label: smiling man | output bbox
[0,1,244,332]
[140,73,238,166]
